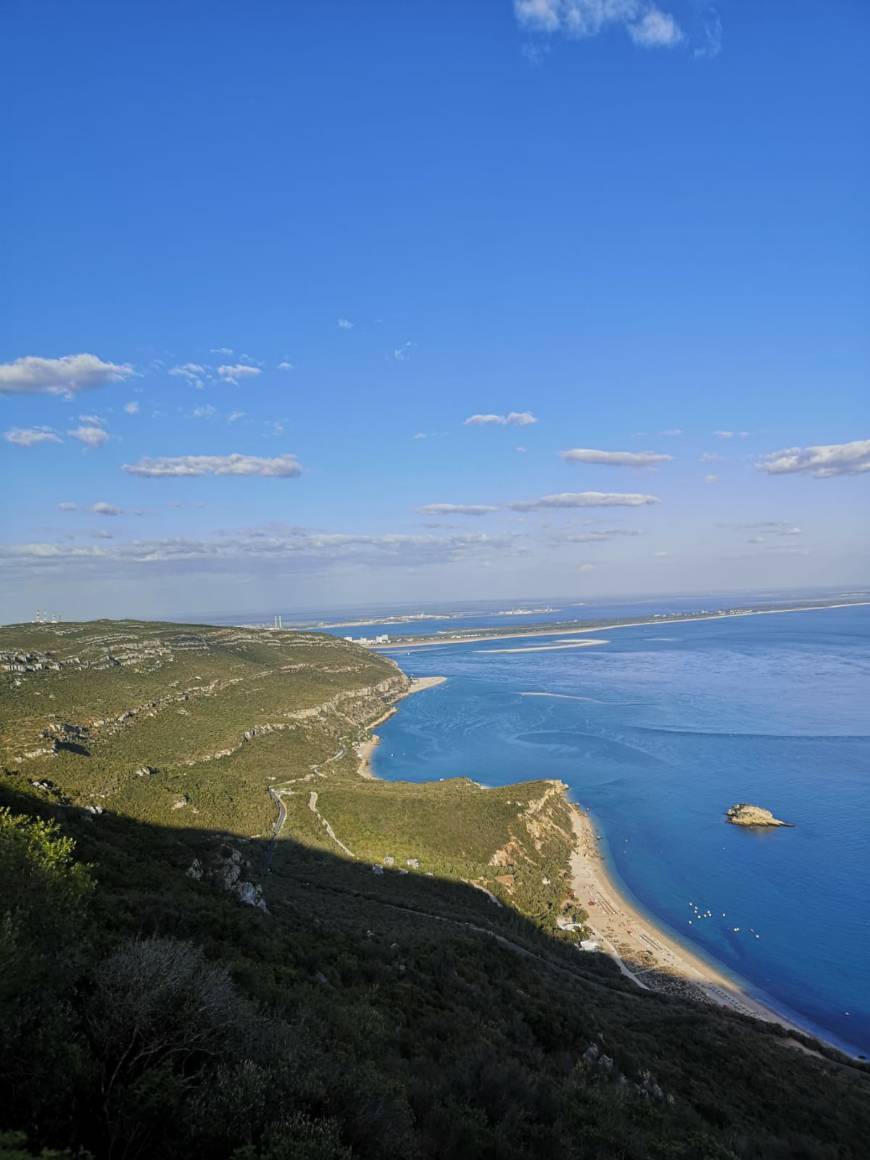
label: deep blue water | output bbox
[371,604,870,1056]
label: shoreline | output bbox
[569,804,819,1041]
[354,667,850,1056]
[373,599,870,651]
[356,675,446,780]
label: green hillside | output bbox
[1,620,868,1160]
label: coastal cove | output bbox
[369,603,870,1057]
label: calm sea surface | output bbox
[369,604,870,1056]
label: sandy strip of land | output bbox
[374,600,870,651]
[356,676,446,779]
[569,806,805,1032]
[478,639,610,653]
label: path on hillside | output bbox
[263,745,346,869]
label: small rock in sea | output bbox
[725,803,793,828]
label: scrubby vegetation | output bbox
[1,620,868,1159]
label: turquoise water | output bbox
[372,605,870,1056]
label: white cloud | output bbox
[169,363,207,389]
[627,6,682,46]
[4,426,62,447]
[560,448,673,467]
[713,430,749,439]
[124,401,140,414]
[700,451,724,462]
[92,502,122,517]
[464,411,538,427]
[122,452,303,478]
[419,503,500,516]
[337,318,354,329]
[576,563,596,573]
[514,0,684,50]
[217,364,262,384]
[57,502,78,511]
[704,474,719,485]
[0,353,133,396]
[210,347,234,355]
[78,413,103,425]
[508,491,660,510]
[659,428,683,437]
[68,425,110,448]
[227,411,246,423]
[192,404,217,419]
[756,440,870,479]
[393,342,414,361]
[277,361,294,371]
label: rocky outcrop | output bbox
[187,844,268,911]
[726,803,793,827]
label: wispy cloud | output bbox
[57,502,78,512]
[4,426,63,447]
[0,353,133,396]
[210,347,234,355]
[419,503,500,516]
[515,0,683,50]
[217,364,262,384]
[192,404,217,419]
[277,360,295,371]
[714,430,748,439]
[123,401,140,415]
[756,440,870,478]
[552,528,641,542]
[122,452,303,478]
[704,474,719,485]
[508,491,660,510]
[92,501,123,517]
[393,342,414,361]
[719,521,803,536]
[560,448,672,467]
[0,525,518,580]
[337,318,354,330]
[67,425,110,448]
[464,411,538,427]
[169,363,207,389]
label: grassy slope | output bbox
[2,620,869,1160]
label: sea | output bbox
[205,591,870,1055]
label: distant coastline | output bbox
[373,599,870,651]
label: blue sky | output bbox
[1,0,868,622]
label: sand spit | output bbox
[356,675,446,779]
[376,600,870,651]
[479,639,609,654]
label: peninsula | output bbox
[368,598,870,650]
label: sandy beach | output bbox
[569,805,805,1032]
[356,675,446,779]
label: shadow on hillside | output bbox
[4,778,870,1160]
[1,778,855,1061]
